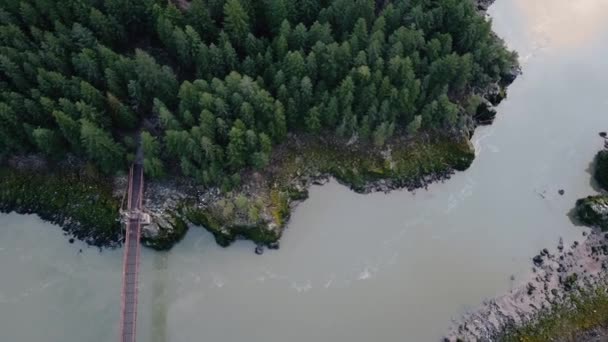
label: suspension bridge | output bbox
[119,157,150,342]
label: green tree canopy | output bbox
[0,0,517,182]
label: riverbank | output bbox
[0,77,517,254]
[500,285,608,342]
[0,0,519,252]
[172,132,476,252]
[0,158,188,250]
[446,137,608,342]
[0,164,122,248]
[445,229,608,341]
[0,131,478,252]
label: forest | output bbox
[0,0,517,190]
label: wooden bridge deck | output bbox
[120,163,144,342]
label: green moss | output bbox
[596,150,608,191]
[499,288,608,342]
[231,225,280,245]
[563,273,579,291]
[185,206,232,246]
[276,134,475,192]
[287,187,309,201]
[183,134,475,249]
[185,206,280,247]
[270,189,290,226]
[141,214,189,251]
[0,167,121,246]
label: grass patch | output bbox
[274,134,475,192]
[499,287,608,342]
[185,205,280,247]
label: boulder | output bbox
[576,196,608,231]
[476,0,495,11]
[141,213,189,251]
[501,64,522,86]
[312,178,329,186]
[533,255,544,266]
[485,83,506,106]
[527,282,536,296]
[474,99,497,125]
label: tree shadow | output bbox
[585,157,605,194]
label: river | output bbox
[2,0,608,341]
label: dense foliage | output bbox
[0,0,516,189]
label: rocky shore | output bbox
[445,231,608,342]
[138,133,478,253]
[446,136,608,342]
[0,156,189,251]
[0,133,479,253]
[113,176,191,250]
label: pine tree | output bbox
[0,0,518,189]
[296,0,319,25]
[407,115,422,135]
[223,0,250,46]
[226,120,247,170]
[142,131,165,178]
[79,81,105,109]
[0,55,28,91]
[291,23,308,51]
[305,106,321,133]
[350,18,369,54]
[200,109,217,140]
[187,0,217,41]
[0,102,24,151]
[266,0,288,34]
[80,119,125,173]
[107,93,137,129]
[88,8,125,47]
[32,128,64,157]
[72,49,101,85]
[53,110,81,150]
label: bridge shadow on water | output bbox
[150,253,169,342]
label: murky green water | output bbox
[2,0,608,341]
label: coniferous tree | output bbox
[142,131,165,178]
[80,119,125,173]
[224,0,250,47]
[0,0,517,181]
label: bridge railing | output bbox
[119,164,144,342]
